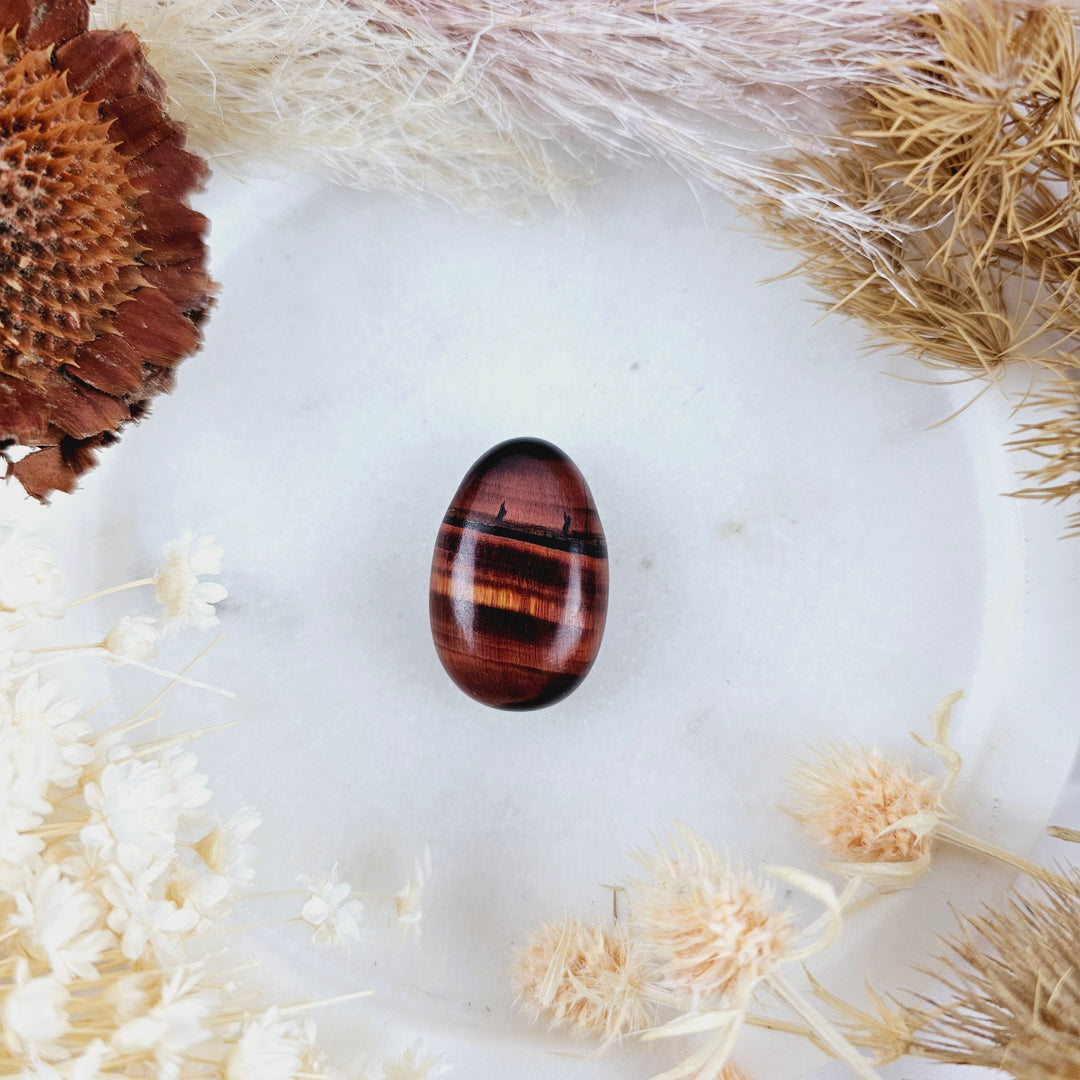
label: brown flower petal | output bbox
[0,0,214,500]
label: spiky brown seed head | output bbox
[0,0,213,500]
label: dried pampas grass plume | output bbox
[92,0,576,214]
[92,0,945,210]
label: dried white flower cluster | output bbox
[0,528,440,1079]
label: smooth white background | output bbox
[6,165,1080,1078]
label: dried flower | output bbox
[789,691,1068,890]
[104,615,160,663]
[512,915,654,1044]
[731,0,1080,527]
[394,845,431,940]
[1010,376,1080,534]
[902,872,1080,1073]
[3,957,70,1059]
[0,528,63,620]
[380,1039,451,1080]
[192,806,260,897]
[154,532,227,636]
[0,0,214,500]
[10,863,112,982]
[225,1008,317,1080]
[299,863,367,948]
[633,829,793,1009]
[0,530,426,1077]
[631,824,880,1080]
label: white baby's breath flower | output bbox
[112,968,218,1080]
[0,529,64,622]
[394,846,431,941]
[3,957,70,1059]
[298,863,367,948]
[81,757,182,874]
[154,531,227,637]
[224,1007,315,1080]
[193,807,260,897]
[102,863,200,962]
[11,864,113,983]
[381,1039,452,1080]
[104,616,160,664]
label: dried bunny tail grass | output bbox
[91,0,578,213]
[905,872,1080,1073]
[511,915,654,1044]
[1009,376,1080,534]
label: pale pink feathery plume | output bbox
[92,0,949,211]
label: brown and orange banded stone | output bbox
[429,438,608,710]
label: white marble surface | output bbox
[6,165,1080,1079]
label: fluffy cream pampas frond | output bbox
[92,0,945,210]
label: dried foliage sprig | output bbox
[0,527,438,1077]
[0,0,214,500]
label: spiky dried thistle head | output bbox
[630,824,793,1009]
[789,742,945,866]
[1010,376,1080,535]
[904,871,1080,1075]
[511,915,654,1044]
[733,0,1080,378]
[0,0,213,500]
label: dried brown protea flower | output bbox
[0,0,212,500]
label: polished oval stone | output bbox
[429,438,608,710]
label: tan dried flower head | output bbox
[0,0,213,500]
[511,915,653,1044]
[789,743,944,864]
[909,872,1080,1075]
[631,824,793,1008]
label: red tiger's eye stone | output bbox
[429,438,609,710]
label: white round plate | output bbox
[8,166,1080,1079]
